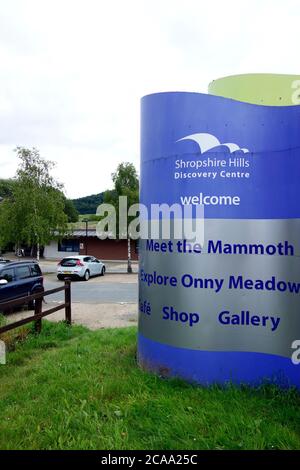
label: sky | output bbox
[0,0,299,198]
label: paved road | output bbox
[44,273,138,304]
[40,261,138,275]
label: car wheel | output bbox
[101,267,105,276]
[83,270,90,281]
[57,275,64,281]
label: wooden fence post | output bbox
[34,296,43,333]
[65,279,72,325]
[0,283,73,336]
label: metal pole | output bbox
[127,237,132,273]
[82,219,89,255]
[85,220,88,255]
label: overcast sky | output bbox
[0,0,299,198]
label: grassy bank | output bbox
[0,322,300,450]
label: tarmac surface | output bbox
[5,270,139,330]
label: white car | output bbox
[57,255,105,281]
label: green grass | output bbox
[0,321,300,450]
[67,213,101,230]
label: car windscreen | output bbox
[60,258,79,267]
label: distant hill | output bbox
[72,192,104,214]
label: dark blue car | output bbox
[0,260,44,309]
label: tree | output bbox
[0,147,68,260]
[103,163,139,273]
[112,163,139,195]
[64,198,79,223]
[0,179,15,199]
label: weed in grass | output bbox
[0,315,31,352]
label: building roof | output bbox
[67,229,115,238]
[71,229,99,237]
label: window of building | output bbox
[58,239,80,253]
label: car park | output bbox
[57,255,105,281]
[0,260,44,309]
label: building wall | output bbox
[44,238,139,261]
[79,238,138,261]
[43,240,79,260]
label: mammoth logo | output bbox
[177,133,249,154]
[0,340,5,365]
